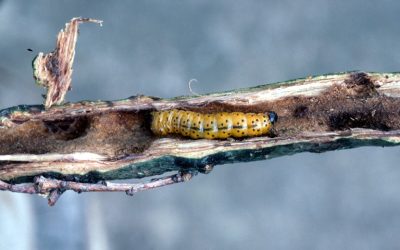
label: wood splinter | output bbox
[33,17,103,109]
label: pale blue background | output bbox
[1,1,400,249]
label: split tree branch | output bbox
[1,17,400,205]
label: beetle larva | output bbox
[151,109,278,139]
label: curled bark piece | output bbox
[33,17,102,109]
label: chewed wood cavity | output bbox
[151,109,278,139]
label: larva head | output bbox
[268,111,278,124]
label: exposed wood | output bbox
[1,71,400,185]
[2,17,400,205]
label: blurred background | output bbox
[1,0,400,249]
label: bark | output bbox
[1,71,400,184]
[1,17,400,205]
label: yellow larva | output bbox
[151,109,278,139]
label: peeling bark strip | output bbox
[1,71,400,186]
[33,17,102,108]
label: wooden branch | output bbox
[0,171,195,206]
[2,71,400,186]
[2,17,400,205]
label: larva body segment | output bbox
[151,109,277,139]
